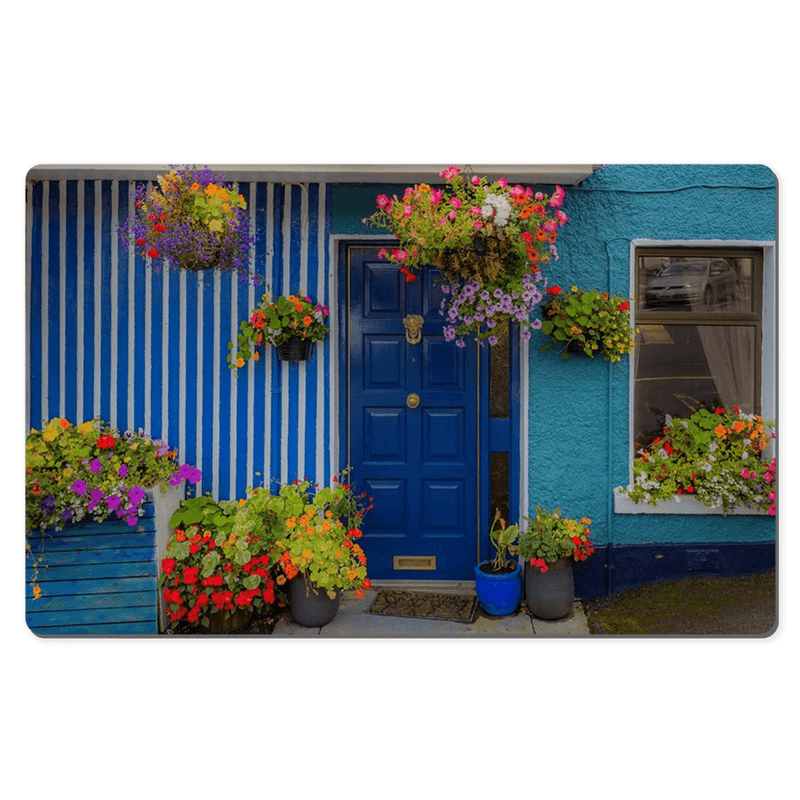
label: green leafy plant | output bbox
[363,165,568,346]
[272,475,373,599]
[228,291,330,372]
[518,506,595,573]
[159,491,283,629]
[486,510,520,571]
[619,406,776,514]
[539,285,636,362]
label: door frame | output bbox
[332,237,526,577]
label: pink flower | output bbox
[471,175,480,186]
[429,189,443,206]
[495,177,508,188]
[392,249,408,261]
[769,504,776,515]
[473,221,484,228]
[448,209,457,220]
[403,187,414,201]
[741,468,751,479]
[376,194,390,208]
[555,210,568,225]
[549,185,566,208]
[403,205,413,217]
[509,185,524,197]
[439,166,461,181]
[543,219,558,232]
[534,191,543,200]
[377,248,389,259]
[469,206,482,215]
[450,197,462,209]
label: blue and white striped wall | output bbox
[26,178,335,500]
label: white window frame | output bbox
[614,239,776,515]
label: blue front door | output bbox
[346,245,479,580]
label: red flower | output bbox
[161,558,176,575]
[546,285,562,295]
[189,543,200,555]
[202,574,224,587]
[153,223,168,233]
[619,301,629,312]
[147,248,160,259]
[400,266,418,283]
[715,407,725,414]
[183,567,199,586]
[97,434,116,449]
[135,238,146,247]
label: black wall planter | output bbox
[277,337,313,362]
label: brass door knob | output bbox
[406,393,420,409]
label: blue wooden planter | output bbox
[26,500,160,635]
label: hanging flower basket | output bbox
[117,165,258,283]
[363,165,569,347]
[228,291,329,373]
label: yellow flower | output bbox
[302,548,313,561]
[33,585,42,600]
[205,183,219,196]
[239,499,246,506]
[43,427,59,442]
[77,421,93,435]
[253,350,260,362]
[236,357,245,368]
[286,517,296,529]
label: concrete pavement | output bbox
[271,581,590,637]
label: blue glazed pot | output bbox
[474,561,523,617]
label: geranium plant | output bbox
[364,166,568,346]
[539,285,637,362]
[159,493,282,629]
[228,291,330,372]
[26,417,201,599]
[272,475,373,599]
[619,406,776,514]
[518,506,595,573]
[118,165,257,281]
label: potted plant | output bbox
[539,285,637,362]
[228,291,330,371]
[160,491,283,633]
[518,506,595,620]
[272,474,373,627]
[117,165,258,282]
[474,511,523,617]
[363,166,568,347]
[26,417,202,600]
[618,406,776,514]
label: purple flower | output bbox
[61,508,74,522]
[71,479,88,496]
[125,516,138,527]
[90,458,102,474]
[128,486,146,506]
[488,336,498,346]
[105,494,122,511]
[119,464,128,478]
[169,473,182,487]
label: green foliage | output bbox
[486,510,520,571]
[517,506,595,572]
[619,407,776,513]
[539,285,636,362]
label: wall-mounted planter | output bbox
[277,337,313,362]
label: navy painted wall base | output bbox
[572,541,776,599]
[26,501,159,635]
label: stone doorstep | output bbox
[271,583,590,637]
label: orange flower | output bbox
[175,529,186,542]
[59,418,70,429]
[732,421,745,433]
[714,424,727,437]
[303,316,312,326]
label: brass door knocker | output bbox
[402,314,424,345]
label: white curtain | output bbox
[696,325,755,412]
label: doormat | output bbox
[369,590,478,623]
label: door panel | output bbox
[348,246,478,580]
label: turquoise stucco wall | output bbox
[529,164,776,546]
[328,167,777,548]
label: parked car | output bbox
[644,259,741,309]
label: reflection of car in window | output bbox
[644,259,741,308]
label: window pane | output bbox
[638,256,755,314]
[634,324,757,450]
